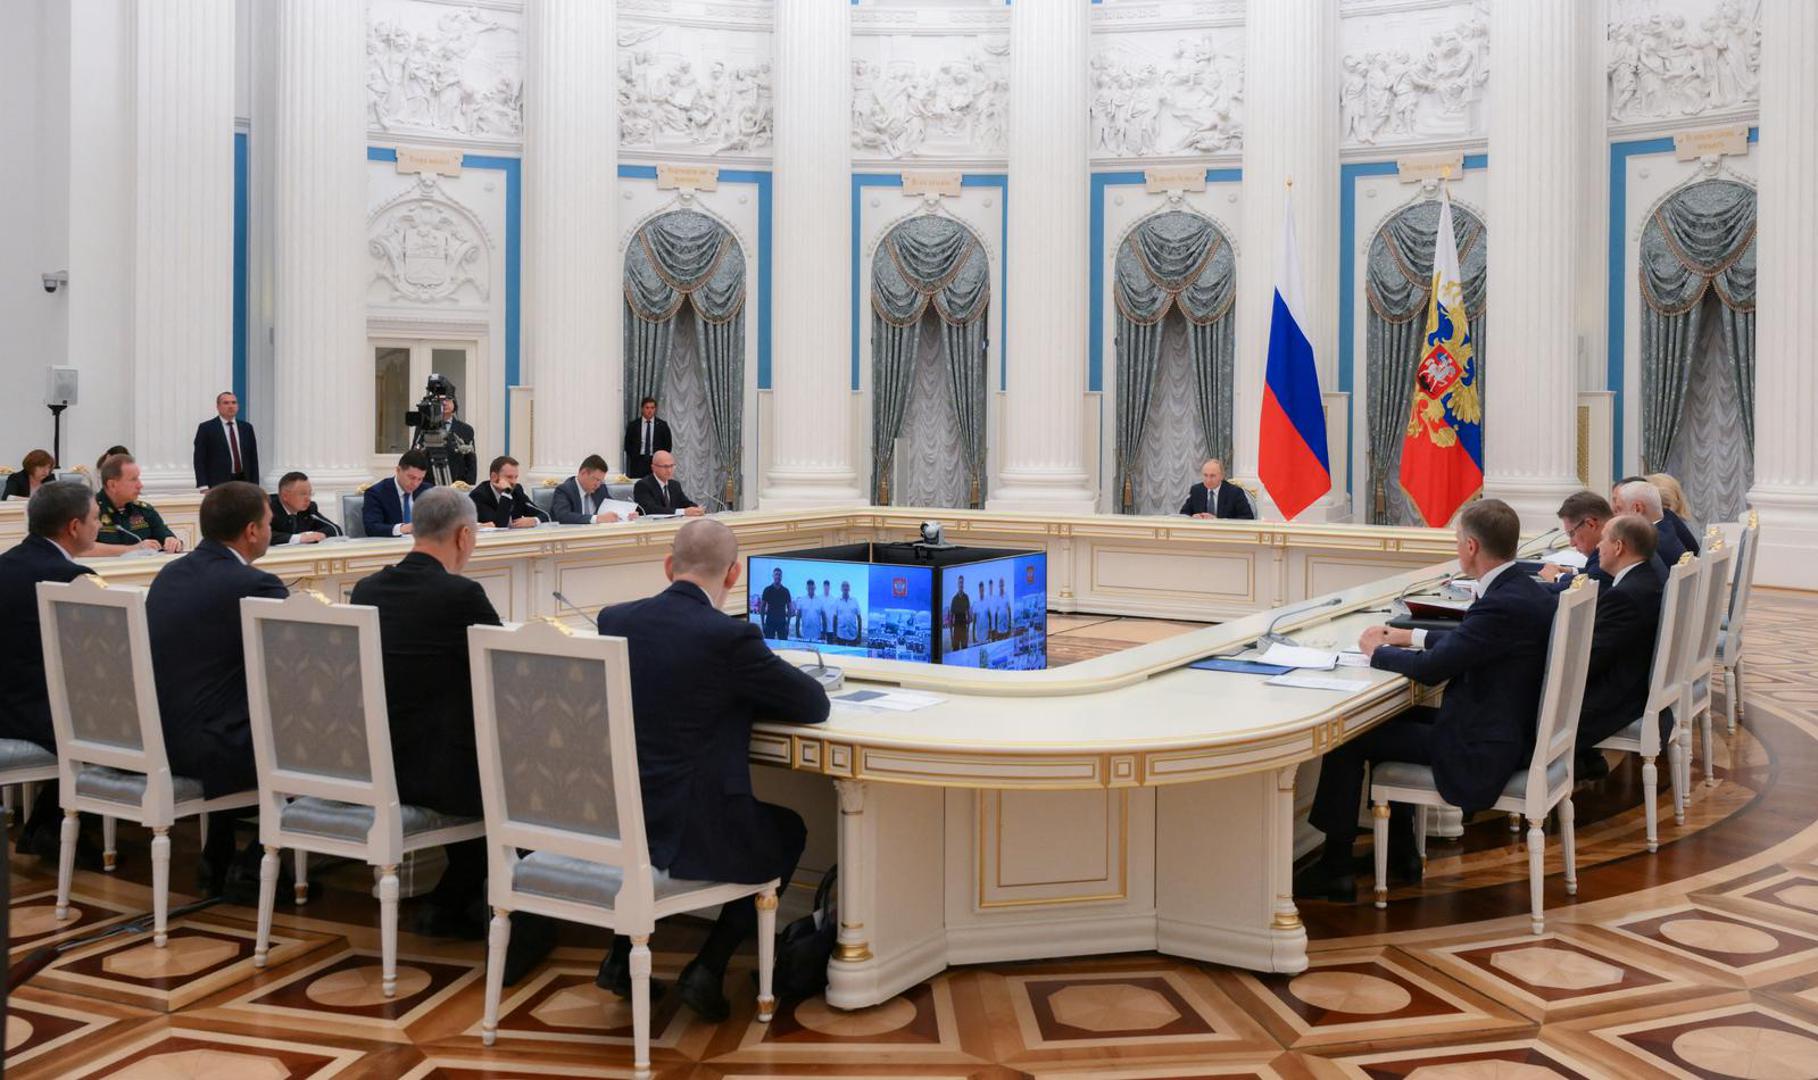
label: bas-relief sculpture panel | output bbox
[1089,30,1246,159]
[1607,0,1759,125]
[1339,0,1488,148]
[617,22,773,156]
[851,37,1010,161]
[367,174,494,307]
[367,0,524,144]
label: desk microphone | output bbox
[552,590,594,626]
[304,506,344,538]
[517,489,552,523]
[1518,526,1564,558]
[1258,596,1344,648]
[799,646,845,693]
[695,492,728,513]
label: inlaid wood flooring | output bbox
[7,589,1817,1079]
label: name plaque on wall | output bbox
[1396,152,1465,184]
[1673,125,1749,161]
[657,164,720,192]
[902,171,964,198]
[395,147,465,176]
[1144,167,1206,194]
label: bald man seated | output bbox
[1180,459,1255,520]
[632,451,704,517]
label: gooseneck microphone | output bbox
[552,590,594,625]
[1257,595,1345,648]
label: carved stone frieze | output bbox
[851,40,1010,160]
[367,175,493,304]
[1090,33,1245,157]
[617,23,772,154]
[1607,0,1759,123]
[367,2,523,142]
[1340,0,1488,146]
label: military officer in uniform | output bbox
[95,454,182,555]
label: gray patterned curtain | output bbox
[1639,179,1756,495]
[624,209,747,506]
[1112,210,1236,513]
[1364,199,1487,525]
[871,215,990,507]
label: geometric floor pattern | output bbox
[8,588,1818,1078]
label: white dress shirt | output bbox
[1408,559,1517,649]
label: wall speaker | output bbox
[46,366,78,407]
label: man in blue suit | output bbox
[1296,499,1557,902]
[1575,514,1668,778]
[1179,459,1256,519]
[1614,478,1691,568]
[550,454,631,525]
[362,450,434,538]
[593,518,830,1020]
[146,482,288,895]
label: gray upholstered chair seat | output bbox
[511,851,706,909]
[1372,756,1571,803]
[0,739,55,771]
[280,796,475,843]
[75,764,204,806]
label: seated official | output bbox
[147,482,288,895]
[94,454,183,555]
[550,454,632,525]
[633,451,702,517]
[3,448,55,500]
[1614,477,1694,565]
[0,481,99,859]
[622,395,672,480]
[1575,514,1668,779]
[348,489,555,977]
[269,471,341,544]
[192,390,259,490]
[1645,471,1702,558]
[1539,490,1615,590]
[1296,499,1556,903]
[1180,458,1256,520]
[470,455,542,530]
[411,394,478,487]
[594,518,830,1020]
[96,445,131,472]
[362,450,435,538]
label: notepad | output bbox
[1542,548,1588,569]
[1266,673,1373,692]
[1256,643,1339,670]
[833,689,943,712]
[1189,657,1295,676]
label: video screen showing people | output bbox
[939,553,1047,670]
[746,556,934,661]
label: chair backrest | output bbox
[529,484,557,515]
[36,575,181,820]
[1725,509,1759,650]
[54,469,92,488]
[1523,574,1600,811]
[1642,556,1703,747]
[340,492,368,538]
[1687,539,1734,680]
[242,591,406,851]
[605,481,637,503]
[470,620,654,909]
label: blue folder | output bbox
[1188,657,1296,676]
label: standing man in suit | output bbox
[1574,514,1667,778]
[412,395,478,487]
[622,396,672,480]
[1296,499,1557,902]
[550,455,632,525]
[147,482,288,895]
[470,455,543,530]
[0,482,98,859]
[193,391,260,491]
[633,451,702,517]
[592,518,829,1019]
[94,454,183,555]
[349,489,555,978]
[948,574,971,651]
[1614,478,1693,565]
[363,450,435,538]
[1180,459,1255,520]
[269,472,340,545]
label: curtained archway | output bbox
[1639,178,1756,526]
[870,214,991,508]
[1111,210,1237,515]
[623,209,748,508]
[1364,198,1488,526]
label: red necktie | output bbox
[227,422,243,476]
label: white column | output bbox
[988,0,1094,513]
[760,0,862,508]
[1481,0,1588,526]
[1747,0,1818,589]
[270,0,369,497]
[1237,0,1339,511]
[132,0,236,491]
[524,0,617,483]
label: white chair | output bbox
[470,620,779,1079]
[1368,575,1600,935]
[1594,554,1702,852]
[38,575,261,946]
[1681,538,1735,789]
[1717,509,1759,735]
[242,591,487,993]
[0,741,59,848]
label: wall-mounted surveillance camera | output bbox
[42,271,68,294]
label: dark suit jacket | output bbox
[1547,548,1604,592]
[192,419,260,489]
[1654,517,1689,570]
[550,477,605,525]
[268,495,341,545]
[147,541,287,795]
[470,482,542,528]
[622,416,673,479]
[0,536,95,751]
[1662,507,1701,557]
[1369,567,1558,813]
[1577,557,1667,748]
[412,418,477,486]
[1179,483,1255,519]
[1,472,33,501]
[361,475,436,538]
[597,581,828,882]
[632,474,696,516]
[349,552,500,816]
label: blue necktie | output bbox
[402,491,412,524]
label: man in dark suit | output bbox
[1614,478,1690,566]
[412,395,478,487]
[146,482,288,893]
[1574,514,1667,778]
[1296,499,1557,903]
[633,451,702,517]
[349,488,554,978]
[269,472,341,545]
[1179,458,1256,520]
[594,518,829,1020]
[0,482,98,859]
[362,450,435,538]
[470,455,544,530]
[193,391,260,490]
[1540,490,1614,590]
[622,396,673,480]
[550,455,632,525]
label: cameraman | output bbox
[411,383,478,487]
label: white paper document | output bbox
[832,689,944,712]
[597,498,643,520]
[1336,651,1372,668]
[1257,643,1339,670]
[1266,673,1374,692]
[1542,548,1588,569]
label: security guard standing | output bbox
[95,453,182,555]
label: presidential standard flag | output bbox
[1257,190,1331,520]
[1397,186,1483,526]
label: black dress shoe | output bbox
[1387,853,1424,885]
[502,913,558,987]
[20,821,101,870]
[595,951,669,1000]
[674,960,730,1023]
[1292,861,1357,903]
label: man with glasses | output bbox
[1539,491,1616,591]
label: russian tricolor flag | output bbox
[1257,191,1331,520]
